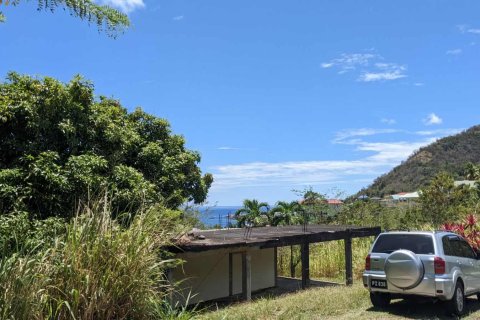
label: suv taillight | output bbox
[434,256,445,274]
[365,254,371,271]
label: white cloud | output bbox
[322,52,407,82]
[358,62,407,82]
[99,0,145,13]
[173,15,184,21]
[321,53,378,73]
[209,127,463,192]
[210,138,435,190]
[414,82,424,87]
[458,24,480,34]
[415,128,463,136]
[423,113,443,126]
[358,71,406,82]
[446,49,462,55]
[333,128,399,144]
[321,63,334,68]
[217,146,239,151]
[381,118,396,125]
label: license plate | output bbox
[370,279,388,289]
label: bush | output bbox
[0,201,187,319]
[0,212,65,258]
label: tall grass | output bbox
[0,200,188,320]
[277,237,374,281]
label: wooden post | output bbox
[301,242,310,289]
[274,247,278,287]
[345,230,353,286]
[290,245,295,278]
[242,252,252,301]
[229,252,233,296]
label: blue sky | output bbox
[2,0,480,205]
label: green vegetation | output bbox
[0,0,130,36]
[358,126,480,198]
[277,238,372,281]
[0,73,208,319]
[0,73,212,220]
[0,199,192,319]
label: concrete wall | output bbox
[172,247,275,305]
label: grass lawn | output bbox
[196,283,480,320]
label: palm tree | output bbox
[235,199,269,227]
[270,201,301,226]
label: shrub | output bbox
[442,214,480,249]
[0,201,186,319]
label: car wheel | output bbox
[370,292,391,308]
[447,281,465,316]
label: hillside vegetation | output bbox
[359,125,480,197]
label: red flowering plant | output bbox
[442,214,480,250]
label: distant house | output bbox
[326,199,343,205]
[454,180,477,188]
[391,191,420,201]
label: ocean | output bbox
[198,206,241,228]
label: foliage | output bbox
[0,73,212,219]
[419,171,478,225]
[358,126,480,198]
[234,199,270,227]
[337,199,424,230]
[0,200,187,320]
[277,237,373,281]
[270,201,302,226]
[0,0,129,37]
[295,187,329,223]
[0,212,65,258]
[443,214,480,250]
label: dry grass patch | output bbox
[197,283,480,320]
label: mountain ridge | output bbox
[357,125,480,198]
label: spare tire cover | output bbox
[384,249,424,289]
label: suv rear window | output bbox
[372,234,434,254]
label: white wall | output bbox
[172,247,275,305]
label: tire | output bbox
[446,281,465,316]
[370,292,391,308]
[385,250,424,290]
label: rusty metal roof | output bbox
[169,224,380,252]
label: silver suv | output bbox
[363,231,480,316]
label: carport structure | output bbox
[169,224,381,305]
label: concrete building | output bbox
[168,225,380,305]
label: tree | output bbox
[270,201,301,226]
[295,187,328,223]
[419,171,478,225]
[234,199,269,227]
[465,162,480,181]
[0,73,213,219]
[0,0,129,37]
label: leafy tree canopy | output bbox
[0,0,130,37]
[0,73,213,219]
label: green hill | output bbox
[357,125,480,198]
